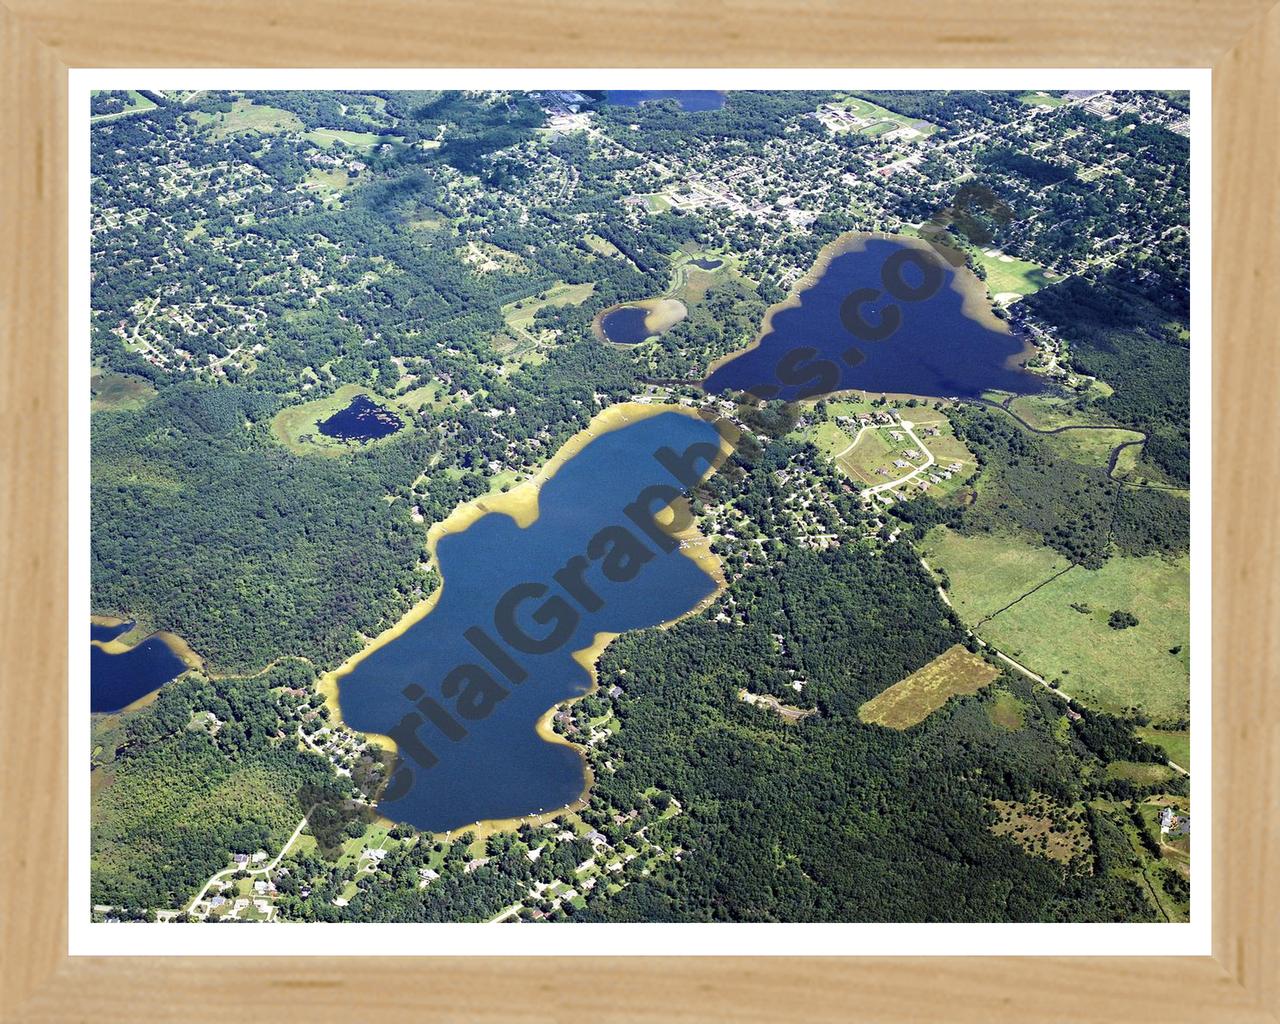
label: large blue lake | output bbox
[90,623,190,713]
[606,90,725,111]
[703,237,1045,401]
[338,411,724,831]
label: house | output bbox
[585,830,608,847]
[464,857,491,873]
[253,880,269,894]
[209,895,227,907]
[607,684,623,698]
[232,853,250,866]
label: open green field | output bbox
[1136,727,1191,770]
[973,249,1061,299]
[91,90,158,122]
[270,384,406,457]
[194,99,303,138]
[987,688,1027,731]
[392,380,456,413]
[977,552,1190,722]
[859,644,1000,729]
[1002,392,1153,478]
[502,282,596,331]
[304,127,403,153]
[1105,760,1176,786]
[835,95,939,136]
[584,234,622,258]
[91,369,156,412]
[1006,393,1108,431]
[1040,425,1146,471]
[1016,91,1069,107]
[921,526,1072,623]
[305,167,359,201]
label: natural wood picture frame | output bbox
[1,2,1276,1020]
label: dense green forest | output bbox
[1023,275,1191,485]
[91,660,348,909]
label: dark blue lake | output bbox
[690,257,723,270]
[91,619,133,643]
[338,411,723,832]
[317,394,403,441]
[91,633,190,713]
[599,306,653,345]
[703,237,1045,401]
[606,90,725,112]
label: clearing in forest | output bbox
[858,643,1000,729]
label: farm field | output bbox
[920,526,1072,623]
[977,553,1190,723]
[858,643,1000,729]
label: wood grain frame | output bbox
[2,3,1276,1020]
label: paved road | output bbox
[182,810,312,916]
[862,420,935,496]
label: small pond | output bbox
[317,395,403,442]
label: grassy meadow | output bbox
[858,644,1000,729]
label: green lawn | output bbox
[306,167,359,201]
[1016,91,1068,108]
[835,95,939,136]
[973,249,1061,299]
[393,380,456,413]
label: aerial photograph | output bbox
[88,86,1193,925]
